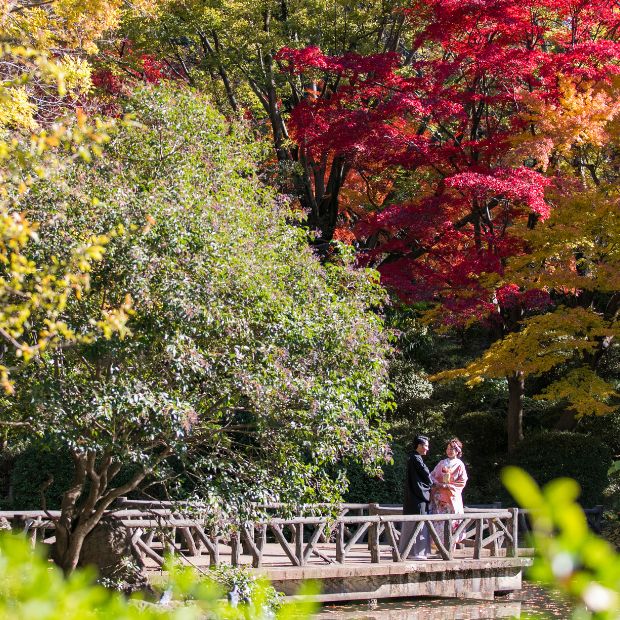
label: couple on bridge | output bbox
[399,436,468,560]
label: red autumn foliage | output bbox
[92,49,175,96]
[89,47,179,116]
[140,54,169,84]
[91,69,124,95]
[279,0,620,324]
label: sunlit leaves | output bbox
[0,533,315,619]
[0,47,131,393]
[432,307,619,416]
[502,467,620,619]
[2,1,160,54]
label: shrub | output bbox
[507,431,612,507]
[450,411,507,504]
[10,444,74,510]
[345,445,407,505]
[576,411,620,456]
[0,533,315,619]
[452,411,507,456]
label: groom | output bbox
[399,435,433,559]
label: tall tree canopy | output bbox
[94,0,407,241]
[278,0,620,448]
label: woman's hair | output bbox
[446,437,463,457]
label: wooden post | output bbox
[473,519,483,560]
[444,518,453,559]
[135,538,165,567]
[144,529,156,546]
[192,529,202,554]
[180,527,198,556]
[367,503,378,550]
[194,526,219,565]
[257,524,266,567]
[230,531,241,566]
[385,522,401,562]
[507,508,519,557]
[241,523,255,555]
[212,538,220,565]
[130,528,146,568]
[336,521,345,563]
[295,523,304,565]
[165,527,177,555]
[240,525,262,568]
[27,519,38,548]
[370,522,380,563]
[488,519,499,556]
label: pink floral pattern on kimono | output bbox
[430,457,468,515]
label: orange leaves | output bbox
[512,78,620,172]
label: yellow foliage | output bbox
[3,0,120,52]
[58,56,93,93]
[431,307,618,416]
[0,46,132,393]
[0,86,36,129]
[0,44,82,129]
[0,0,157,128]
[508,189,620,294]
[535,369,618,417]
[3,0,163,52]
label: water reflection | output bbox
[316,598,520,619]
[315,583,574,619]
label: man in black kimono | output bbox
[399,435,433,559]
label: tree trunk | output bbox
[53,448,171,574]
[309,155,349,242]
[79,517,149,593]
[507,371,524,452]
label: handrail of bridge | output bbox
[111,510,519,568]
[0,505,519,570]
[1,499,603,570]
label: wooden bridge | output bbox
[0,501,533,602]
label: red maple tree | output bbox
[278,0,620,448]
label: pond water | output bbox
[314,582,574,619]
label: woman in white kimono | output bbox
[430,438,468,544]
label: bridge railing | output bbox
[115,507,519,568]
[0,505,519,569]
[1,500,605,571]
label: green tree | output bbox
[5,85,392,573]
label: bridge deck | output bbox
[142,541,529,570]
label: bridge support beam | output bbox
[265,558,529,603]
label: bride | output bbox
[430,438,468,542]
